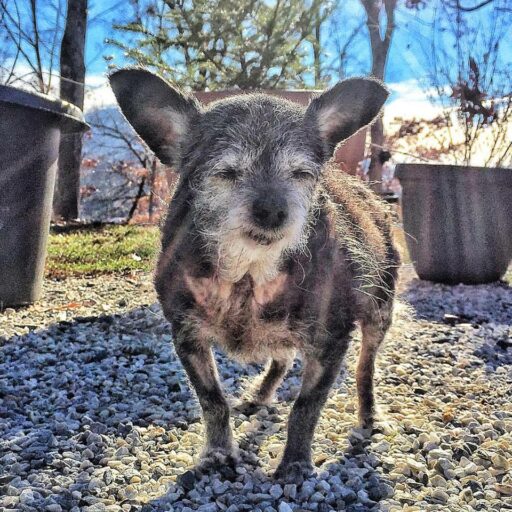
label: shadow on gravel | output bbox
[149,422,391,512]
[402,278,512,324]
[401,278,512,370]
[1,305,178,510]
[0,305,393,512]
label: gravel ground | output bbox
[1,266,511,512]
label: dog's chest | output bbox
[184,272,299,362]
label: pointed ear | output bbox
[109,68,201,166]
[306,77,389,157]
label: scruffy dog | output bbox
[110,69,399,481]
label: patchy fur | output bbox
[183,271,300,364]
[110,69,399,482]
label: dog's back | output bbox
[323,166,399,301]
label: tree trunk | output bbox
[53,0,87,221]
[313,10,322,87]
[361,0,396,193]
[368,118,384,188]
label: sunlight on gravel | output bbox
[1,266,511,512]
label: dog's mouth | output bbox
[245,229,283,246]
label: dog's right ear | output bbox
[305,77,388,158]
[109,69,201,166]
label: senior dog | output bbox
[110,69,399,481]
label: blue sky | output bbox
[84,0,435,83]
[4,0,510,113]
[78,0,457,112]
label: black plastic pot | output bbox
[396,163,512,284]
[0,85,89,307]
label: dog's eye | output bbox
[216,167,238,181]
[292,169,314,180]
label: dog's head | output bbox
[110,69,388,282]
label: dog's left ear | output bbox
[109,68,201,166]
[306,77,389,157]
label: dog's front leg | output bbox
[274,350,345,483]
[175,341,235,465]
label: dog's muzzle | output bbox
[245,229,282,246]
[251,193,288,231]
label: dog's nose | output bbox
[252,194,288,230]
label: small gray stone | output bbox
[212,480,229,495]
[0,474,15,485]
[310,491,325,502]
[45,505,63,512]
[197,504,217,512]
[299,481,315,499]
[283,484,297,500]
[82,448,95,460]
[19,489,35,505]
[114,446,130,459]
[269,484,283,499]
[357,489,371,504]
[7,485,20,496]
[249,492,272,503]
[316,480,330,492]
[338,487,357,503]
[83,505,106,512]
[188,489,202,501]
[2,497,20,507]
[430,489,449,504]
[430,475,447,488]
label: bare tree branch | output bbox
[0,0,64,92]
[448,0,494,12]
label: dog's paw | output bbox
[371,417,394,435]
[233,400,264,417]
[177,469,198,491]
[358,414,374,432]
[358,415,393,436]
[197,446,239,478]
[273,460,314,484]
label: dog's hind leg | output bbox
[252,357,291,404]
[357,302,393,430]
[236,356,292,416]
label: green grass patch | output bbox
[44,222,510,283]
[46,224,160,278]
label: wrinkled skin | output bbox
[110,69,400,482]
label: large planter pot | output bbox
[0,85,89,307]
[396,163,512,284]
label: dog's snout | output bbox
[252,194,288,230]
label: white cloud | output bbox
[384,79,443,122]
[84,74,116,112]
[83,76,449,121]
[1,62,115,113]
[3,64,451,124]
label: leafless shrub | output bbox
[0,0,65,93]
[86,109,170,223]
[424,0,512,166]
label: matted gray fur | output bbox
[110,69,400,483]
